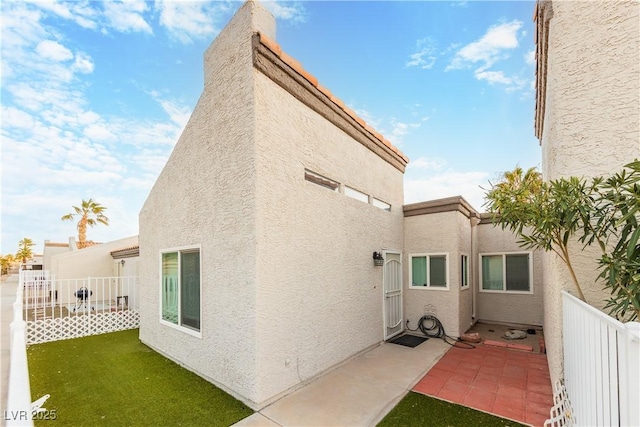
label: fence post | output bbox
[621,322,640,426]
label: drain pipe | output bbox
[470,214,481,323]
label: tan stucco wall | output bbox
[43,243,72,271]
[403,211,468,337]
[138,1,271,407]
[252,70,404,405]
[539,0,640,383]
[476,223,543,326]
[50,235,138,280]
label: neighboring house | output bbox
[139,1,544,410]
[49,235,139,280]
[42,238,77,271]
[534,0,640,383]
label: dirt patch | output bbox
[465,321,544,353]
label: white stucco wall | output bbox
[138,1,272,407]
[403,211,465,338]
[43,242,73,271]
[539,0,640,383]
[457,214,474,334]
[476,223,543,326]
[50,235,138,280]
[251,61,405,406]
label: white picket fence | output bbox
[562,291,640,426]
[21,271,140,344]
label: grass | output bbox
[378,392,527,427]
[27,329,253,426]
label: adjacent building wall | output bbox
[138,1,271,407]
[476,220,543,326]
[536,0,640,383]
[403,198,476,338]
[50,235,138,280]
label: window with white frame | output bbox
[461,254,469,289]
[410,253,448,289]
[161,246,201,333]
[480,252,532,293]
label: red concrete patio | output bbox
[413,343,553,426]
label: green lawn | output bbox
[378,392,526,427]
[27,329,253,426]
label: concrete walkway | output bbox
[1,274,20,427]
[234,337,450,427]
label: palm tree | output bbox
[61,199,110,249]
[16,238,35,265]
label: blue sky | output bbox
[1,0,540,255]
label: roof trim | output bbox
[44,242,69,247]
[253,33,408,173]
[111,246,140,259]
[403,196,480,219]
[534,0,553,142]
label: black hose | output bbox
[406,315,475,349]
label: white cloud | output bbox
[387,119,422,146]
[1,106,36,129]
[35,40,73,61]
[406,38,438,70]
[407,156,445,171]
[73,52,95,74]
[262,1,306,23]
[404,171,490,211]
[525,49,536,66]
[84,124,118,142]
[474,70,513,85]
[447,20,523,71]
[156,1,219,43]
[29,0,99,30]
[102,0,152,34]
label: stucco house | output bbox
[534,0,640,383]
[138,1,545,409]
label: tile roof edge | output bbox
[256,32,409,164]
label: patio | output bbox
[413,344,553,426]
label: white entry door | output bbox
[383,250,403,340]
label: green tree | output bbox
[1,254,15,275]
[61,199,110,249]
[483,167,590,301]
[484,162,640,321]
[580,161,640,320]
[16,238,35,264]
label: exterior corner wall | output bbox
[403,211,467,338]
[540,0,640,383]
[138,1,275,408]
[476,223,543,326]
[251,70,404,406]
[43,245,71,272]
[458,215,474,335]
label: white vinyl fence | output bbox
[562,291,640,426]
[7,275,34,427]
[21,271,140,344]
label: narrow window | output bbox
[344,186,369,203]
[161,247,201,333]
[304,169,338,191]
[372,197,391,211]
[461,254,469,289]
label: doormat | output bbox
[389,334,428,348]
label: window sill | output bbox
[160,319,202,339]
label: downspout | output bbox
[470,214,480,323]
